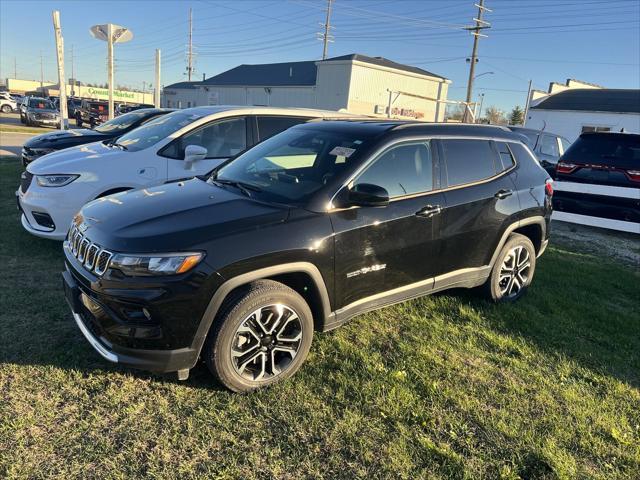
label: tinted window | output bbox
[94,111,152,133]
[166,117,247,159]
[257,116,309,141]
[213,126,376,205]
[356,142,433,198]
[563,134,640,167]
[441,139,497,187]
[539,135,559,157]
[495,142,516,171]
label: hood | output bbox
[24,129,105,148]
[27,141,125,174]
[75,178,290,252]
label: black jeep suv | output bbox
[62,121,552,392]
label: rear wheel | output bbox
[1,105,11,113]
[485,233,536,302]
[203,280,314,392]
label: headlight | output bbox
[109,252,204,276]
[36,174,79,187]
[29,148,55,156]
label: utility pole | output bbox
[187,8,193,81]
[70,44,75,96]
[523,79,533,126]
[154,49,161,107]
[320,0,333,60]
[463,0,491,122]
[52,10,69,129]
[40,51,44,91]
[13,57,17,78]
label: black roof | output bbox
[164,81,202,90]
[327,54,447,80]
[300,120,518,140]
[531,89,640,114]
[199,53,447,88]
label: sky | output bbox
[1,0,639,113]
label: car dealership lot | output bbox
[0,155,638,478]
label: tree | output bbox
[509,105,524,125]
[484,106,505,125]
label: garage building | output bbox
[162,54,450,121]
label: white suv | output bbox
[0,92,17,113]
[17,106,356,240]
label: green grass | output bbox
[0,125,51,134]
[1,156,638,479]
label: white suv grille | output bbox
[67,226,113,276]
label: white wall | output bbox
[525,109,640,142]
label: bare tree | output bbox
[485,106,506,125]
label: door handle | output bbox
[494,189,513,199]
[415,205,442,218]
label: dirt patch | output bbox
[550,220,640,268]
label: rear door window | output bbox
[164,117,247,159]
[441,139,498,187]
[495,142,516,171]
[257,116,309,141]
[539,135,560,158]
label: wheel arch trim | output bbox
[489,216,546,268]
[190,262,332,358]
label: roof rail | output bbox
[391,122,511,131]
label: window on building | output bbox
[495,142,516,171]
[539,134,560,157]
[256,116,310,141]
[163,117,247,159]
[187,101,191,108]
[355,142,433,198]
[582,126,611,133]
[441,139,497,187]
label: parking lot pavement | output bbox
[0,112,80,130]
[0,130,33,158]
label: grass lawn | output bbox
[0,156,638,479]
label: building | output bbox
[525,79,640,141]
[162,54,451,121]
[4,78,153,104]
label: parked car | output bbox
[18,106,358,240]
[21,108,173,166]
[75,99,109,127]
[52,97,82,117]
[554,132,640,222]
[21,97,61,128]
[116,103,155,115]
[507,126,571,176]
[0,92,17,113]
[61,121,552,391]
[18,95,31,122]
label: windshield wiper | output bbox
[113,143,128,151]
[212,178,261,197]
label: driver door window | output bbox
[167,117,247,159]
[355,142,434,197]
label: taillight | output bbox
[625,169,640,182]
[556,162,578,174]
[545,179,553,196]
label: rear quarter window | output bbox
[441,139,498,187]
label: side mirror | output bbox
[335,183,389,208]
[184,144,207,170]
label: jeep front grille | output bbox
[67,226,113,276]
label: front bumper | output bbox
[62,268,200,373]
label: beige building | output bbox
[162,54,451,121]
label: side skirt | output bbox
[323,266,491,332]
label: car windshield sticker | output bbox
[38,103,44,108]
[330,146,356,157]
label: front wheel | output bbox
[203,280,314,392]
[485,233,536,302]
[1,105,12,113]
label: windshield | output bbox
[212,126,375,205]
[28,98,55,109]
[94,111,150,133]
[115,110,207,152]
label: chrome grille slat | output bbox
[66,223,112,276]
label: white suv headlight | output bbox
[36,174,79,187]
[110,252,204,276]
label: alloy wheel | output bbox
[231,304,303,382]
[498,245,531,298]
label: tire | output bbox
[20,114,25,124]
[203,280,314,392]
[1,105,11,113]
[76,116,82,128]
[484,233,536,302]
